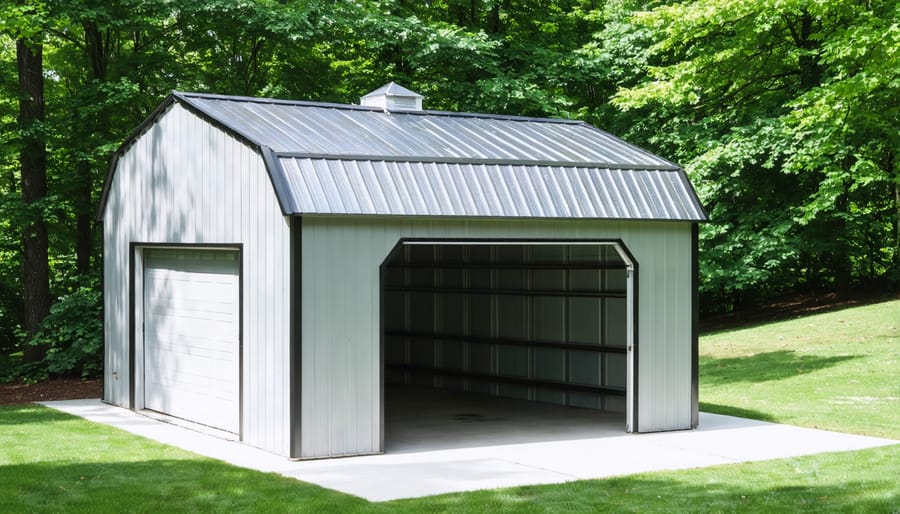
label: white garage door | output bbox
[143,248,240,434]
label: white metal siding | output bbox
[102,103,292,455]
[299,216,692,458]
[143,249,239,433]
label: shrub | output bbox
[25,287,103,380]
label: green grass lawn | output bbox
[700,299,899,439]
[1,299,898,512]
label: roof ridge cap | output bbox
[173,91,583,124]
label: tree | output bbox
[613,0,900,309]
[6,2,52,360]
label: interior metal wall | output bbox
[383,243,628,412]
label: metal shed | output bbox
[99,83,707,459]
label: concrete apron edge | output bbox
[37,399,898,502]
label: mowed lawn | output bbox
[700,299,899,439]
[1,300,898,513]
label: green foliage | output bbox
[19,285,102,381]
[614,0,900,310]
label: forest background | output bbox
[1,0,897,380]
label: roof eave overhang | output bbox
[287,212,708,222]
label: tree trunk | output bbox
[74,20,107,276]
[17,37,51,361]
[786,10,822,91]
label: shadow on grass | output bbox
[0,404,77,425]
[402,446,900,513]
[3,452,898,514]
[700,402,776,422]
[0,459,371,514]
[701,350,857,384]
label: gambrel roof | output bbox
[99,90,707,221]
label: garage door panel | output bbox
[145,336,238,359]
[145,370,236,397]
[145,315,237,341]
[145,298,237,320]
[144,341,237,381]
[143,248,240,434]
[143,380,236,432]
[145,369,237,395]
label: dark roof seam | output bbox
[274,152,681,171]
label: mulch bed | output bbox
[0,378,103,406]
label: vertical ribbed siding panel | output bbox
[299,216,693,458]
[101,103,291,456]
[670,223,692,432]
[102,148,130,406]
[631,222,693,432]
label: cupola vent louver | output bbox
[360,82,423,111]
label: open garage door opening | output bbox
[381,240,636,453]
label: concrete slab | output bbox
[386,386,624,452]
[41,396,897,502]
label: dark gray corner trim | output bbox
[626,243,640,434]
[676,168,710,222]
[289,217,303,458]
[128,245,136,409]
[691,223,700,428]
[260,146,298,215]
[237,248,245,441]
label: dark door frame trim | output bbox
[129,242,244,439]
[377,237,640,452]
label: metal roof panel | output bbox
[177,93,675,168]
[279,157,706,220]
[97,91,706,221]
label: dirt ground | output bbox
[0,377,103,406]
